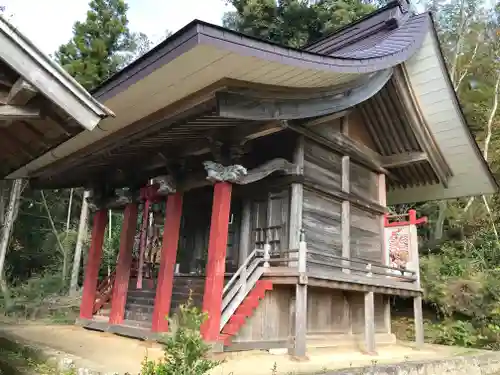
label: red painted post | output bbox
[408,209,417,225]
[109,203,139,325]
[151,193,183,332]
[79,209,108,320]
[137,200,150,290]
[201,182,232,342]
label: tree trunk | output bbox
[66,188,74,232]
[434,200,447,240]
[0,179,22,281]
[40,191,67,285]
[69,190,90,296]
[0,180,7,228]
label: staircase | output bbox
[93,250,273,347]
[218,249,273,346]
[123,278,156,328]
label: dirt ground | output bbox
[0,321,477,374]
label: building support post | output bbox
[291,231,308,358]
[364,291,376,354]
[109,203,138,325]
[79,209,108,320]
[136,200,150,290]
[238,199,251,266]
[151,193,183,332]
[289,135,304,267]
[378,173,391,334]
[201,182,232,342]
[341,116,351,274]
[414,295,424,347]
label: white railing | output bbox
[220,249,265,330]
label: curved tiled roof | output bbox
[93,4,430,100]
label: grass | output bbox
[0,335,72,375]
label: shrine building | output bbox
[0,0,496,355]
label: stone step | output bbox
[127,289,156,299]
[122,319,152,329]
[127,295,155,305]
[125,303,154,314]
[124,310,152,322]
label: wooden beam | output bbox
[283,120,389,175]
[378,174,391,335]
[414,295,424,348]
[216,69,392,121]
[303,178,387,215]
[7,78,37,106]
[364,291,376,354]
[381,152,428,168]
[0,105,39,121]
[341,116,350,273]
[303,110,350,128]
[236,121,284,142]
[292,237,308,358]
[238,199,252,266]
[288,136,304,252]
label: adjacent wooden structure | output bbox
[2,0,497,356]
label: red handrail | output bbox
[93,271,116,314]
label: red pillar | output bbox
[151,193,183,332]
[201,182,232,342]
[109,203,139,325]
[80,209,108,320]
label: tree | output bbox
[55,0,137,90]
[223,0,375,47]
[55,0,138,295]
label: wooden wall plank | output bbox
[350,206,382,263]
[350,162,378,203]
[306,288,348,334]
[303,188,342,258]
[233,286,292,343]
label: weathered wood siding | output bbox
[304,140,342,193]
[303,139,342,260]
[349,292,387,334]
[249,189,289,252]
[306,288,349,334]
[350,206,382,263]
[233,286,293,343]
[303,188,342,259]
[350,162,378,203]
[348,110,378,151]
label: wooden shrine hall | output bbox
[1,0,497,356]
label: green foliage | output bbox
[223,0,376,47]
[55,0,136,90]
[141,296,222,375]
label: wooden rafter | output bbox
[7,78,37,105]
[380,152,428,168]
[283,120,389,175]
[392,67,451,187]
[0,105,39,121]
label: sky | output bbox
[3,0,232,55]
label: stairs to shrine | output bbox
[219,279,273,346]
[217,249,274,346]
[118,276,207,328]
[124,279,156,327]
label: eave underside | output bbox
[28,75,448,192]
[0,61,84,178]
